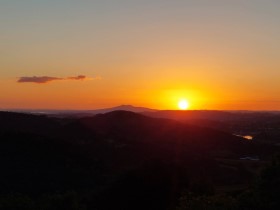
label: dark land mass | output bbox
[143,110,280,145]
[0,110,279,210]
[5,105,280,145]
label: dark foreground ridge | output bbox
[0,111,279,210]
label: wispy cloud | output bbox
[17,75,98,84]
[67,75,87,80]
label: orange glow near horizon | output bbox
[0,79,279,111]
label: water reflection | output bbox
[243,135,253,140]
[234,134,253,140]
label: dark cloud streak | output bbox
[17,76,63,84]
[17,75,95,84]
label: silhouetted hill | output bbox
[75,110,247,151]
[0,111,60,135]
[144,110,237,121]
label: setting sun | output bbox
[178,99,190,110]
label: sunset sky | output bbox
[1,0,280,110]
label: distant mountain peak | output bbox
[114,105,135,109]
[112,105,155,112]
[117,104,133,107]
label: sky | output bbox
[1,0,280,110]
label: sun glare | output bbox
[178,99,190,110]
